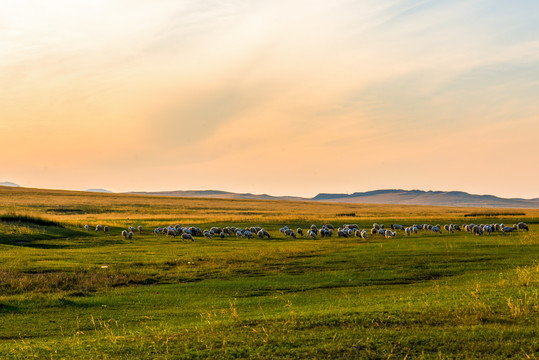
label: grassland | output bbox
[1,186,539,359]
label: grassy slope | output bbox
[0,186,538,358]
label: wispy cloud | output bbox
[1,0,538,197]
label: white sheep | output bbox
[473,226,483,236]
[138,225,143,234]
[182,233,194,241]
[517,222,529,231]
[128,231,134,240]
[502,226,514,234]
[121,230,128,239]
[84,224,89,231]
[360,230,368,240]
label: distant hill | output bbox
[85,188,114,193]
[128,188,539,208]
[127,190,304,201]
[0,182,20,187]
[311,189,539,208]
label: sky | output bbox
[1,0,538,198]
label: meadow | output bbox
[1,186,539,359]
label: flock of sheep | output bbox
[84,221,530,241]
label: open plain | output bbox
[1,186,539,359]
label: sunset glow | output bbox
[2,1,538,198]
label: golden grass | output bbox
[2,186,538,225]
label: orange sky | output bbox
[1,1,538,198]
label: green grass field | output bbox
[1,186,538,359]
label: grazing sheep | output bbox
[338,229,348,238]
[473,225,483,236]
[373,223,380,230]
[307,230,316,239]
[327,229,334,237]
[167,229,176,237]
[182,233,194,241]
[378,229,385,236]
[324,224,334,230]
[121,230,128,239]
[371,228,378,235]
[203,230,212,239]
[517,222,529,231]
[138,225,143,234]
[220,232,225,238]
[284,229,296,239]
[431,226,442,234]
[128,231,134,240]
[360,230,368,240]
[95,225,103,232]
[211,227,222,234]
[385,230,396,238]
[297,228,304,236]
[392,224,404,230]
[502,226,514,234]
[258,229,270,239]
[84,224,89,231]
[154,228,160,236]
[236,230,243,238]
[405,227,411,236]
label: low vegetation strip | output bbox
[0,212,64,228]
[464,212,526,217]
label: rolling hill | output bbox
[128,189,539,208]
